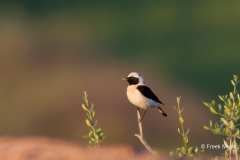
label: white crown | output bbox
[127,72,145,83]
[128,72,140,78]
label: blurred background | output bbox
[0,0,240,156]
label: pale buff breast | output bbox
[126,85,157,110]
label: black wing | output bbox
[137,85,164,105]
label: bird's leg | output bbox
[135,106,139,112]
[135,107,141,122]
[138,109,147,122]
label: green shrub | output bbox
[203,75,240,160]
[82,91,106,149]
[170,97,204,160]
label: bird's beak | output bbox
[122,78,128,81]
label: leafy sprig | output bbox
[170,97,204,159]
[82,91,106,149]
[203,75,240,159]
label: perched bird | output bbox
[123,72,167,121]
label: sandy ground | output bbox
[0,137,170,160]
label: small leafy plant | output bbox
[170,97,204,160]
[203,75,240,160]
[82,91,106,149]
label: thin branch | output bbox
[234,137,238,160]
[134,108,157,156]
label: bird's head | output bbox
[122,72,145,85]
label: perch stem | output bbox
[134,107,157,156]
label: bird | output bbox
[122,72,167,121]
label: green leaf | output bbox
[210,120,212,128]
[178,128,181,134]
[169,151,174,157]
[223,140,229,148]
[83,133,89,138]
[83,92,86,100]
[224,108,230,117]
[221,118,229,126]
[177,97,181,104]
[180,106,185,113]
[86,111,91,119]
[98,131,103,136]
[203,126,211,130]
[179,117,184,124]
[225,128,230,135]
[89,131,94,137]
[231,80,235,86]
[183,136,188,144]
[237,101,240,107]
[203,102,209,107]
[86,119,93,127]
[84,92,88,98]
[181,146,186,153]
[89,140,92,145]
[91,110,95,117]
[83,92,88,105]
[210,107,218,114]
[234,75,238,81]
[230,92,234,100]
[236,81,239,85]
[94,119,98,127]
[212,130,220,134]
[188,147,193,155]
[224,94,228,100]
[227,98,232,105]
[96,128,102,133]
[173,106,178,112]
[102,134,106,140]
[214,122,220,129]
[211,100,215,106]
[235,129,239,136]
[82,104,88,111]
[90,103,94,110]
[94,133,99,140]
[178,152,183,158]
[185,127,189,135]
[218,104,222,111]
[194,147,198,153]
[219,95,225,101]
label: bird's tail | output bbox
[158,106,167,117]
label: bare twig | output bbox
[134,108,157,156]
